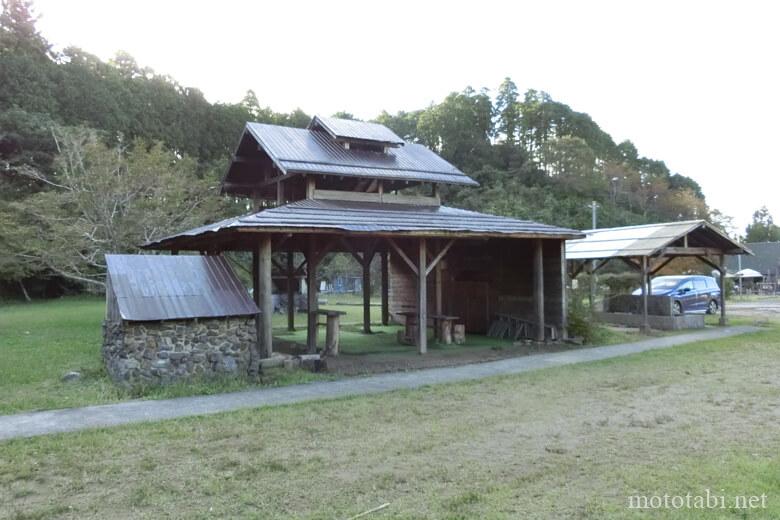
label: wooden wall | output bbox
[388,238,565,334]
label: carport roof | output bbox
[565,220,752,261]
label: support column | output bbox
[640,256,649,332]
[286,249,295,332]
[257,235,273,359]
[435,261,443,316]
[418,238,428,354]
[560,241,568,340]
[533,239,545,342]
[381,251,389,326]
[719,254,727,326]
[362,251,373,334]
[306,240,319,353]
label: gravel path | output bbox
[0,326,758,441]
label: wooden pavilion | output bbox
[566,220,752,330]
[144,116,583,367]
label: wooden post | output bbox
[362,251,373,334]
[305,177,316,199]
[381,251,389,326]
[306,239,319,353]
[435,261,443,316]
[287,249,295,332]
[257,235,273,358]
[252,249,260,307]
[325,314,341,355]
[418,238,428,354]
[276,181,284,205]
[719,254,727,326]
[640,256,649,332]
[559,241,568,340]
[533,239,545,342]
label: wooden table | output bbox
[429,314,459,344]
[397,311,460,345]
[316,309,347,355]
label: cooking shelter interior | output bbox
[143,116,581,363]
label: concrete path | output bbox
[0,326,758,441]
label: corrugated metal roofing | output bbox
[105,254,258,321]
[245,123,478,186]
[726,241,780,274]
[566,220,750,260]
[309,115,405,145]
[144,199,583,250]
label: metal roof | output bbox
[726,241,780,274]
[243,123,478,186]
[105,254,258,321]
[566,220,751,260]
[309,115,405,146]
[144,199,583,250]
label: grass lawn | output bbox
[1,323,778,518]
[0,297,331,414]
[0,295,695,414]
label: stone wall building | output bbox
[103,254,259,387]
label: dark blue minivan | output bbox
[632,275,721,315]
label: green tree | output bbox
[745,206,780,242]
[494,77,519,145]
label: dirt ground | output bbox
[728,296,780,318]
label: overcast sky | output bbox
[33,0,779,234]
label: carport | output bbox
[566,220,752,330]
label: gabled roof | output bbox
[143,199,583,251]
[726,241,780,274]
[105,254,257,321]
[566,220,751,260]
[309,115,405,146]
[226,122,478,188]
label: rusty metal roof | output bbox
[309,115,405,145]
[105,254,258,321]
[144,199,583,250]
[566,220,751,260]
[243,123,478,186]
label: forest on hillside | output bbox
[3,0,774,299]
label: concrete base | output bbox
[595,312,705,331]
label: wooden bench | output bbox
[316,309,347,355]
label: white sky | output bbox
[33,0,780,234]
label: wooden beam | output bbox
[381,251,389,326]
[650,256,675,275]
[534,239,545,342]
[435,261,443,316]
[271,257,285,273]
[387,238,418,276]
[695,255,721,272]
[418,238,428,354]
[619,257,642,271]
[287,249,295,332]
[659,246,737,256]
[257,235,273,358]
[425,239,456,277]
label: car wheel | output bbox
[673,301,683,316]
[707,300,719,315]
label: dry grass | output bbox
[1,324,779,518]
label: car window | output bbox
[694,279,707,290]
[706,278,718,289]
[679,281,694,291]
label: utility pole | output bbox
[587,201,599,312]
